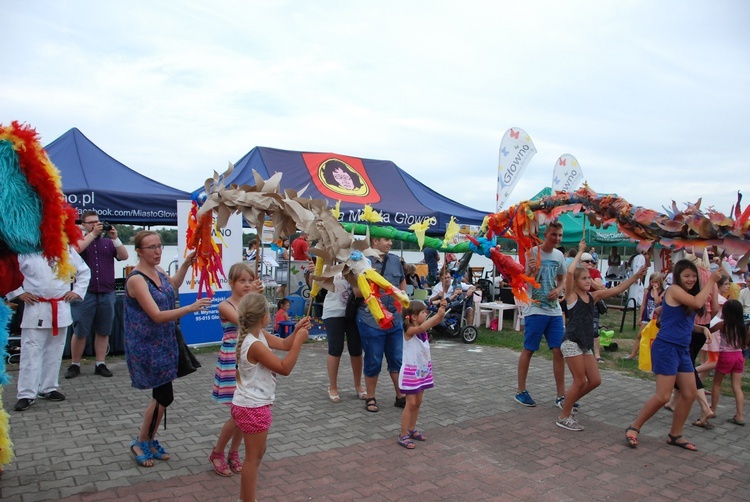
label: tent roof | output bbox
[46,128,190,225]
[198,147,491,232]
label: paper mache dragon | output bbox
[0,121,84,472]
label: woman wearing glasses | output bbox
[124,231,212,467]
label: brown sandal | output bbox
[666,434,697,451]
[365,397,379,412]
[625,426,639,448]
[692,419,715,430]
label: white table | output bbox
[477,302,521,331]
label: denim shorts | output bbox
[650,338,694,375]
[523,314,564,351]
[357,317,403,377]
[72,292,116,339]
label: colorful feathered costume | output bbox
[0,121,83,470]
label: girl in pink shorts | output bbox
[710,300,749,426]
[230,293,311,502]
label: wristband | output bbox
[113,238,123,247]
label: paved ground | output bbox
[2,340,750,501]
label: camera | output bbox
[102,221,114,232]
[596,299,608,315]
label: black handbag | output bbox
[128,270,202,378]
[175,322,201,378]
[344,288,363,320]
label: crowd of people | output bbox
[6,220,749,502]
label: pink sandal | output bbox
[228,450,243,473]
[209,449,232,477]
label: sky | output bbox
[2,0,749,218]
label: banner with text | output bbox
[552,154,583,193]
[496,127,537,211]
[177,200,244,345]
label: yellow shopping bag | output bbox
[638,319,659,371]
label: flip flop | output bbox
[692,419,715,430]
[727,416,746,426]
[666,434,697,451]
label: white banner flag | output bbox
[496,127,537,211]
[551,154,583,193]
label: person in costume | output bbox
[0,121,85,476]
[7,249,90,411]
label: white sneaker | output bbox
[556,416,584,431]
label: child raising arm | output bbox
[556,239,647,431]
[231,293,310,502]
[397,299,446,449]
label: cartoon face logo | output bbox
[332,166,354,190]
[319,159,369,196]
[302,152,380,204]
[318,159,370,197]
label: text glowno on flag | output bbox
[551,154,583,193]
[496,127,537,211]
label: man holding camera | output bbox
[66,211,128,379]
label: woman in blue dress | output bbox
[124,231,212,467]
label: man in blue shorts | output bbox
[515,222,568,408]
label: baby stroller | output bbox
[427,292,478,344]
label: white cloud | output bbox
[1,0,748,220]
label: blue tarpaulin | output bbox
[45,128,190,225]
[194,147,491,232]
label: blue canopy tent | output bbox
[45,128,190,225]
[194,147,490,233]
